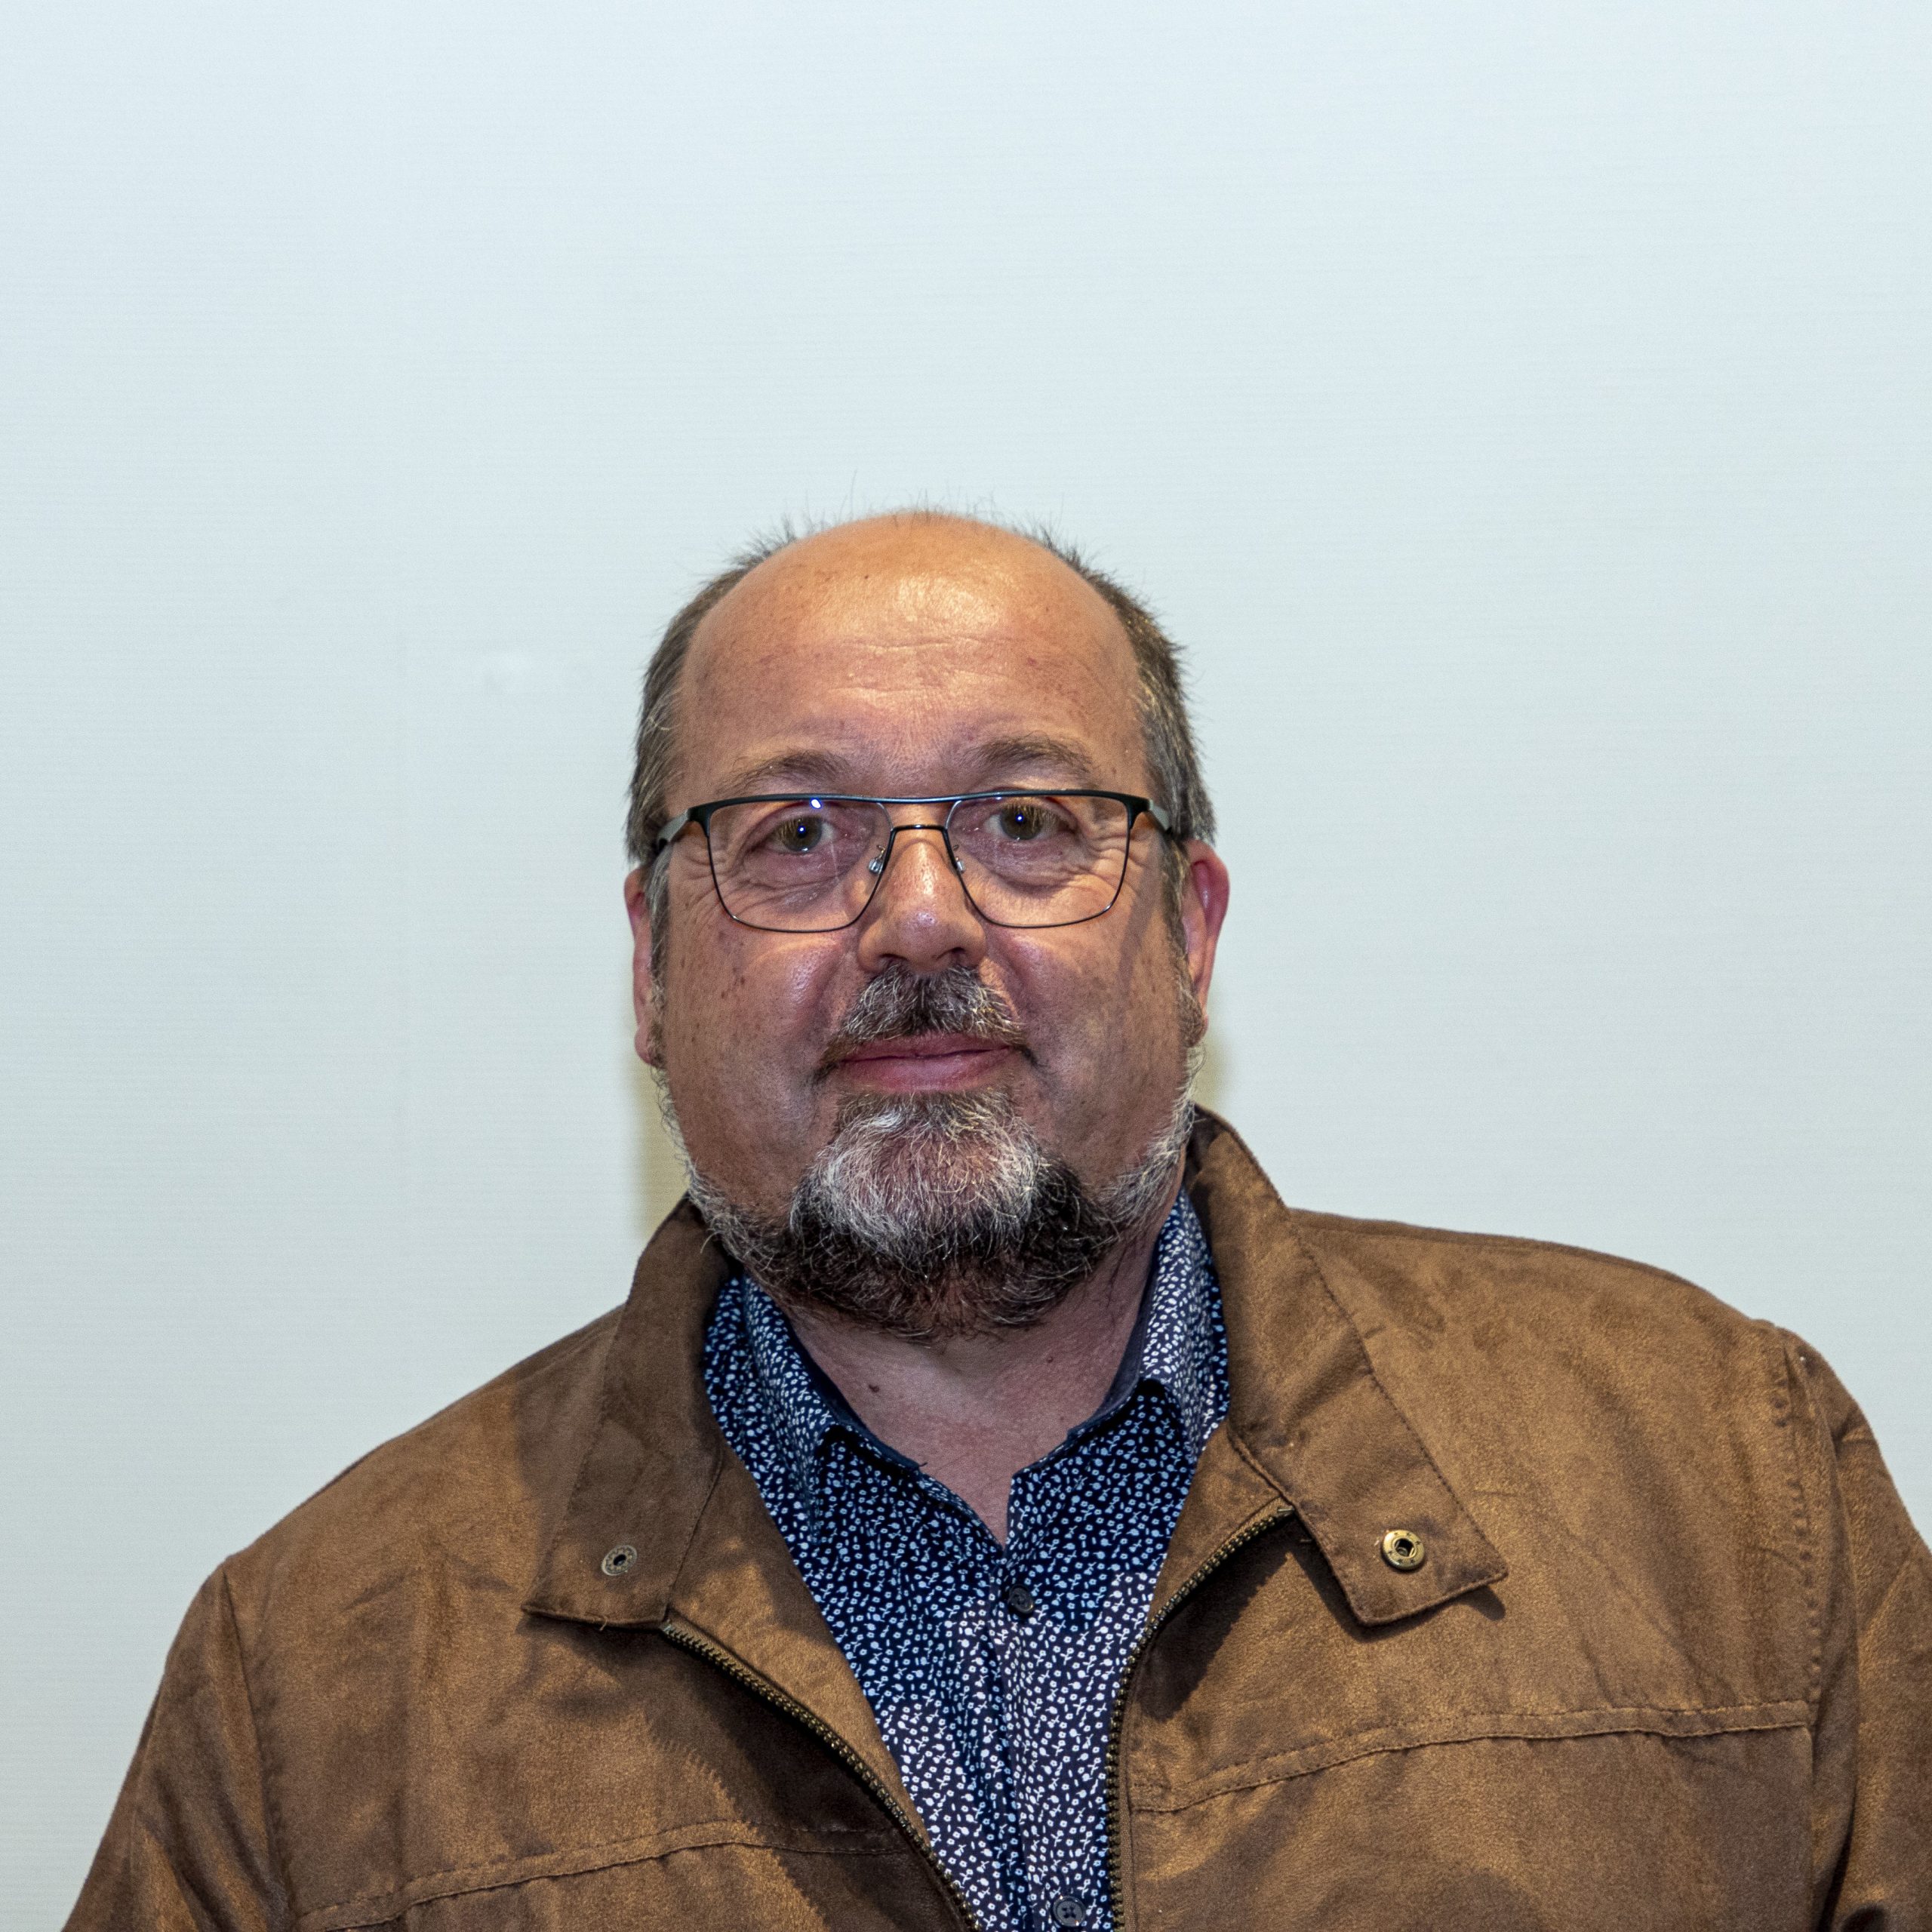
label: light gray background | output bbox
[5,2,1927,1918]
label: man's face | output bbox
[626,517,1229,1257]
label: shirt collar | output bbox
[734,1268,894,1505]
[1068,1189,1224,1465]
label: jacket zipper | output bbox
[1103,1506,1294,1929]
[657,1619,984,1932]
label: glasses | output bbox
[654,790,1172,934]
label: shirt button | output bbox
[1050,1893,1088,1927]
[1001,1577,1037,1620]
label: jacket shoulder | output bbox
[1281,1204,1801,1550]
[1285,1204,1757,1349]
[1191,1110,1771,1380]
[221,1308,620,1622]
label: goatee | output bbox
[660,965,1196,1342]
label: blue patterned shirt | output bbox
[703,1192,1229,1932]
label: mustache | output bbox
[817,965,1030,1074]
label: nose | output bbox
[853,821,988,977]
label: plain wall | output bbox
[4,3,1928,1918]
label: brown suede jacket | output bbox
[70,1115,1932,1929]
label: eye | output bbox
[770,813,832,854]
[991,800,1064,841]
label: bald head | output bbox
[669,516,1143,813]
[691,515,1128,684]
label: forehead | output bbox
[670,520,1149,801]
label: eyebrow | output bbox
[711,749,857,796]
[964,734,1108,789]
[709,734,1111,801]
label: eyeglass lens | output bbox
[703,794,1137,932]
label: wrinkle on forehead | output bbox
[800,563,1057,647]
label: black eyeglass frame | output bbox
[652,789,1174,934]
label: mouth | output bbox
[825,1031,1023,1093]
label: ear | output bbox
[1177,839,1231,1020]
[623,868,663,1066]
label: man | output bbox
[73,513,1930,1929]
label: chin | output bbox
[681,1084,1195,1344]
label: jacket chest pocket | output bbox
[1118,1527,1814,1929]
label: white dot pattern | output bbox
[705,1194,1228,1932]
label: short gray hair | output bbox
[624,514,1215,942]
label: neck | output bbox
[781,1183,1179,1543]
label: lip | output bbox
[829,1032,1020,1091]
[839,1033,1006,1063]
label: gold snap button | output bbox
[1380,1527,1426,1571]
[600,1542,638,1578]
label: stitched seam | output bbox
[531,1298,728,1623]
[1201,1115,1759,1328]
[659,1437,730,1617]
[1286,1219,1472,1523]
[1222,1420,1290,1503]
[1278,1203,1720,1294]
[1856,1522,1927,1633]
[295,1820,903,1928]
[219,1567,294,1932]
[1189,1696,1806,1777]
[1133,1700,1813,1812]
[529,1322,626,1593]
[297,1322,612,1521]
[1263,1194,1501,1617]
[1189,1112,1475,1561]
[1769,1325,1824,1719]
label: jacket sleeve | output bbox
[1790,1335,1932,1928]
[66,1565,287,1932]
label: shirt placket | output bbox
[828,1441,1035,1932]
[998,1453,1108,1932]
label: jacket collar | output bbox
[1182,1111,1506,1621]
[523,1199,922,1826]
[525,1111,1506,1640]
[525,1199,734,1627]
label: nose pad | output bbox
[866,823,963,888]
[850,820,990,968]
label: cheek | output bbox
[1004,913,1186,1116]
[667,955,785,1083]
[657,930,850,1154]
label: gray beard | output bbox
[656,964,1198,1342]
